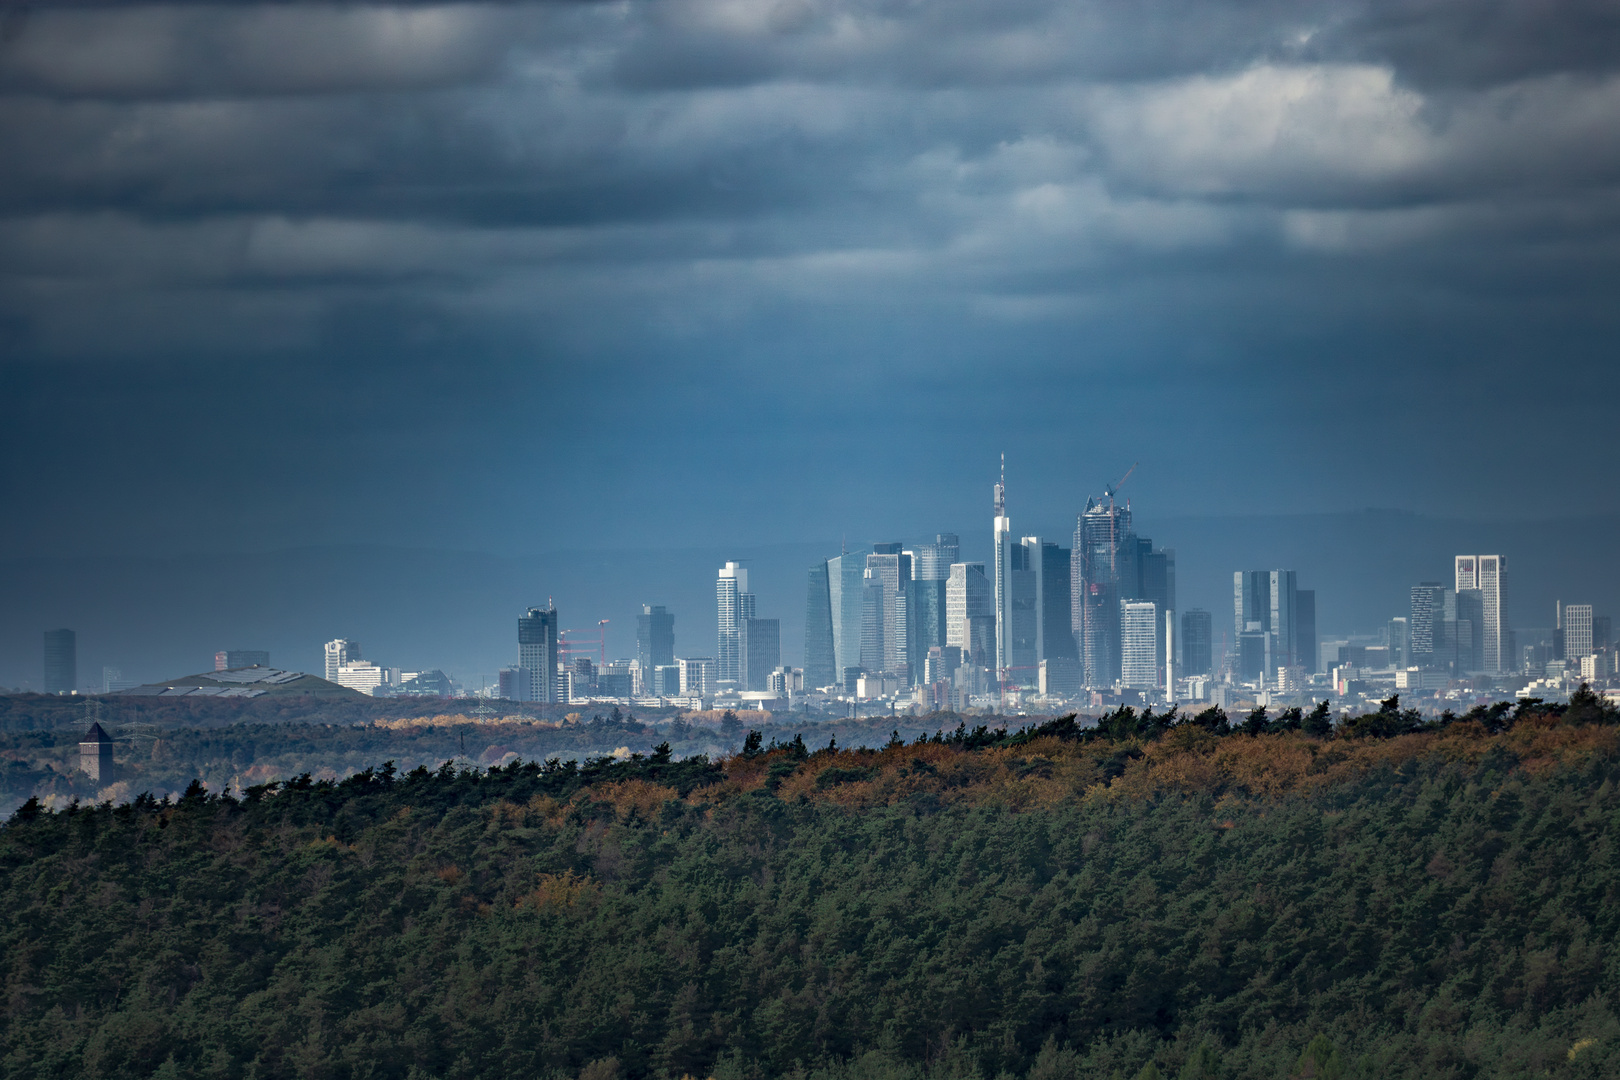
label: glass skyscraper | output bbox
[1180,609,1213,677]
[1456,555,1506,673]
[827,549,869,684]
[862,544,911,682]
[1410,583,1446,669]
[1074,499,1131,688]
[716,562,754,686]
[43,629,76,695]
[636,605,675,683]
[804,562,836,689]
[518,606,559,703]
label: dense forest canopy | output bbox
[4,694,1620,1079]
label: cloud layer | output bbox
[3,0,1619,562]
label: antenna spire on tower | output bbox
[994,453,1006,515]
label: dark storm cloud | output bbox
[3,0,1620,572]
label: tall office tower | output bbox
[1074,498,1133,687]
[1139,544,1175,671]
[1232,571,1274,682]
[1564,604,1595,661]
[1410,583,1445,668]
[904,534,955,688]
[1120,600,1160,690]
[1269,571,1297,669]
[1389,617,1410,669]
[716,562,749,685]
[1002,540,1038,686]
[912,533,961,582]
[947,562,993,666]
[964,615,995,670]
[826,549,869,685]
[636,605,676,684]
[1232,570,1310,678]
[1455,555,1506,672]
[992,458,1014,676]
[907,578,947,681]
[1595,616,1613,652]
[518,606,559,703]
[1296,590,1317,674]
[1181,609,1213,676]
[1028,539,1076,663]
[1234,571,1269,640]
[744,618,780,690]
[805,562,837,689]
[324,639,359,683]
[43,629,76,694]
[1446,589,1484,672]
[1238,630,1269,682]
[216,649,270,672]
[862,544,911,681]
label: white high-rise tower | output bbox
[324,639,359,682]
[993,455,1012,680]
[717,561,754,686]
[1455,555,1506,673]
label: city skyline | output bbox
[8,502,1620,695]
[18,483,1615,716]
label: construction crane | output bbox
[559,620,611,669]
[1104,461,1136,504]
[1104,461,1137,579]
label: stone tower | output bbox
[79,722,114,784]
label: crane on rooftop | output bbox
[1104,461,1137,578]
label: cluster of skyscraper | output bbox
[497,580,785,705]
[716,563,782,692]
[1230,571,1317,687]
[1399,557,1507,676]
[803,463,1181,701]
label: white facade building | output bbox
[1455,555,1507,673]
[946,562,992,657]
[324,639,359,683]
[335,659,387,695]
[1563,603,1595,663]
[679,657,717,696]
[1121,600,1159,690]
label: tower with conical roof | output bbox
[79,722,114,784]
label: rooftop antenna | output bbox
[994,453,1005,516]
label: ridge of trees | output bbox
[4,696,1619,1078]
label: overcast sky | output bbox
[3,0,1620,679]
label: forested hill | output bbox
[4,700,1620,1080]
